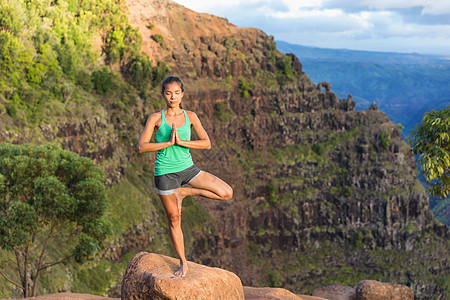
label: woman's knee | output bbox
[167,212,181,226]
[220,185,233,200]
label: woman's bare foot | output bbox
[174,188,191,215]
[175,261,188,277]
[174,189,184,215]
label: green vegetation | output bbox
[266,269,282,287]
[238,76,253,98]
[407,107,450,198]
[277,55,294,78]
[214,102,234,122]
[380,130,391,150]
[0,0,168,126]
[152,34,164,47]
[267,180,278,206]
[92,68,115,95]
[224,38,237,51]
[0,143,110,297]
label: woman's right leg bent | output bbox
[186,171,233,201]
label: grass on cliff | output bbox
[246,236,449,297]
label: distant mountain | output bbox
[276,41,450,227]
[276,40,450,135]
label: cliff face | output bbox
[122,0,448,298]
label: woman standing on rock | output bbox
[138,75,233,277]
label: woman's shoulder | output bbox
[150,110,163,118]
[185,110,199,118]
[185,110,200,122]
[147,111,163,123]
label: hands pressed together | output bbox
[168,123,183,147]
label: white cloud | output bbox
[172,0,450,55]
[269,8,343,19]
[421,1,450,15]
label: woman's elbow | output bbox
[138,144,143,153]
[205,141,211,150]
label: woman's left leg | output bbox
[159,193,188,277]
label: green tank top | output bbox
[154,109,194,176]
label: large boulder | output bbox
[312,283,356,299]
[121,252,244,300]
[355,280,414,300]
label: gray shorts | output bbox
[154,164,202,195]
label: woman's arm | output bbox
[175,111,211,150]
[138,113,175,153]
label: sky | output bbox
[174,0,450,56]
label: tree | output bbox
[0,143,111,297]
[407,107,450,198]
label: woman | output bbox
[138,75,233,277]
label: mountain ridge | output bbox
[276,40,450,132]
[276,41,450,63]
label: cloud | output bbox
[324,0,450,15]
[173,0,450,55]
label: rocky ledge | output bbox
[15,252,415,300]
[119,252,414,300]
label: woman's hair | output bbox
[161,75,184,93]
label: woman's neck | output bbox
[165,107,182,115]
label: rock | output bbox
[20,293,119,300]
[121,252,244,300]
[286,53,303,74]
[318,81,331,92]
[243,286,301,299]
[244,287,327,300]
[300,297,330,300]
[355,280,414,300]
[312,283,356,299]
[368,102,378,110]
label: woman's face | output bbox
[162,82,184,108]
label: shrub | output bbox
[128,55,153,88]
[380,130,391,150]
[278,55,294,78]
[267,180,278,206]
[238,76,252,98]
[152,61,170,86]
[152,34,164,47]
[92,68,114,94]
[7,103,17,117]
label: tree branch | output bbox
[23,233,33,298]
[0,269,23,290]
[36,224,56,269]
[37,258,66,271]
[32,223,56,296]
[14,250,23,286]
